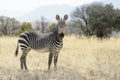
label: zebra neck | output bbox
[56,35,63,43]
[52,31,63,43]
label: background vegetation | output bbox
[0,2,120,38]
[15,22,33,35]
[0,2,120,80]
[71,2,120,38]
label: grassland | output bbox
[0,36,120,80]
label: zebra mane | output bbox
[51,27,56,32]
[50,24,59,35]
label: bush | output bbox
[15,22,34,35]
[48,23,56,32]
[0,31,3,36]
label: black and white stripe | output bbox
[18,31,63,52]
[15,14,68,70]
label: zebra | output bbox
[15,14,68,71]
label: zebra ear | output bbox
[64,14,68,21]
[56,15,60,21]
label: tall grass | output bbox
[0,36,120,80]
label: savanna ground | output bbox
[0,36,120,80]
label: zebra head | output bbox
[55,14,68,40]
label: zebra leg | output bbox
[48,53,53,70]
[54,53,59,71]
[23,55,28,70]
[20,54,25,70]
[24,48,31,70]
[20,51,28,70]
[20,54,28,70]
[23,49,31,70]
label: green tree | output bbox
[0,16,20,36]
[16,22,33,35]
[48,23,56,32]
[87,3,120,38]
[112,9,120,31]
[71,2,120,38]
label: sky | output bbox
[0,0,119,12]
[0,0,119,20]
[0,0,102,11]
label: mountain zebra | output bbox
[15,14,68,71]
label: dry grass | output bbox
[0,36,120,80]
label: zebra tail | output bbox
[15,42,19,57]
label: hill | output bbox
[17,5,75,22]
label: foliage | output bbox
[0,16,20,36]
[71,2,120,38]
[15,22,33,35]
[34,16,48,33]
[48,23,56,32]
[0,31,3,36]
[112,9,120,31]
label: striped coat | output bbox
[15,14,68,71]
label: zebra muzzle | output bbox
[59,33,64,38]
